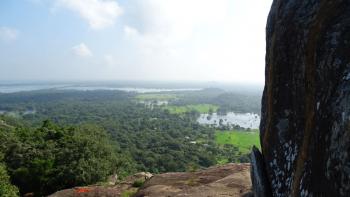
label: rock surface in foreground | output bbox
[48,172,152,197]
[135,163,252,197]
[49,163,252,197]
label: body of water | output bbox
[61,87,201,93]
[197,112,260,129]
[23,110,36,115]
[0,109,36,116]
[139,100,169,106]
[0,84,66,93]
[0,84,201,93]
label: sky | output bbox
[0,0,273,84]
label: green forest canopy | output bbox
[0,89,260,196]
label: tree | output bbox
[0,161,19,197]
[4,121,125,196]
[208,108,213,115]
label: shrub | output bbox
[132,179,145,188]
[0,163,19,197]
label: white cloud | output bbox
[120,0,272,83]
[0,27,19,42]
[71,43,93,57]
[124,26,139,38]
[104,54,117,67]
[17,0,272,83]
[56,0,123,30]
[130,0,230,43]
[122,0,232,58]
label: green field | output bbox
[136,93,177,100]
[215,130,260,154]
[164,104,219,114]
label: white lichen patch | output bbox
[299,165,312,197]
[327,99,350,195]
[284,109,291,116]
[300,189,309,197]
[343,72,350,81]
[331,31,341,46]
[269,141,298,197]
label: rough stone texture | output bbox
[261,0,350,196]
[48,164,252,197]
[135,163,252,197]
[48,172,153,197]
[250,146,271,197]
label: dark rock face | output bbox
[250,146,272,197]
[261,0,350,196]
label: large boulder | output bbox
[260,0,350,196]
[135,163,252,197]
[48,172,153,197]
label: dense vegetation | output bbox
[135,88,261,114]
[0,160,19,197]
[0,89,260,196]
[0,118,128,196]
[165,88,261,114]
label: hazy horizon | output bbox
[0,0,272,84]
[0,79,264,94]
